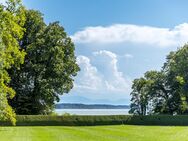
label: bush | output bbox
[1,115,188,126]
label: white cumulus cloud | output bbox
[71,23,188,47]
[75,55,102,91]
[93,50,131,92]
[74,51,132,94]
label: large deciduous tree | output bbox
[8,10,80,115]
[0,0,25,125]
[163,45,188,114]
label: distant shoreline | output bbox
[56,103,130,109]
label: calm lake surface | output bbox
[55,109,130,115]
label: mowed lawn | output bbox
[1,125,188,141]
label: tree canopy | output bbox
[129,44,188,115]
[0,0,79,124]
[8,10,80,115]
[0,0,26,125]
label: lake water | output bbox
[55,109,130,115]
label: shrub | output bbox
[1,115,188,126]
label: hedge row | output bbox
[2,115,188,126]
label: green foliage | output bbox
[2,115,188,126]
[0,115,129,126]
[129,77,149,115]
[0,0,79,124]
[130,44,188,115]
[163,44,188,114]
[129,70,168,115]
[8,10,80,115]
[0,0,26,125]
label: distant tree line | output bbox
[129,44,188,115]
[0,0,79,125]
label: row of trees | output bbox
[129,44,188,115]
[0,0,79,125]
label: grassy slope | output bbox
[1,125,188,141]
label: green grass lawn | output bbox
[1,125,188,141]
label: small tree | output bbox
[129,78,149,115]
[129,70,169,115]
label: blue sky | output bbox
[22,0,188,33]
[2,0,188,105]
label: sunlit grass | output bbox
[1,125,188,141]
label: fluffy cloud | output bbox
[75,51,132,94]
[75,55,102,91]
[71,23,188,47]
[93,50,131,92]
